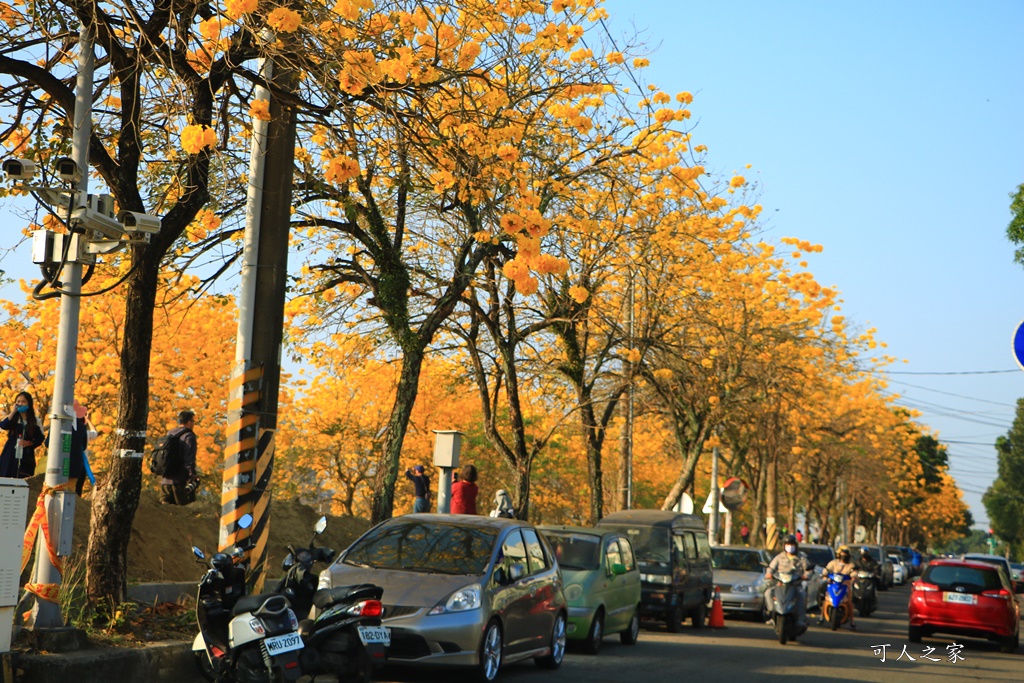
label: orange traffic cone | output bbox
[709,588,726,628]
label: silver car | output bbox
[711,546,772,620]
[319,514,567,682]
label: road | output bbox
[374,582,1023,683]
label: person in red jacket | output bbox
[450,464,479,514]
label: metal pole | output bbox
[626,269,634,510]
[723,510,732,545]
[29,23,93,629]
[436,467,453,514]
[709,444,720,545]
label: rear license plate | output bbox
[943,592,977,605]
[264,632,304,656]
[357,625,392,646]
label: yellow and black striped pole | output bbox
[220,362,263,583]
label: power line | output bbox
[886,378,1017,408]
[887,369,1020,376]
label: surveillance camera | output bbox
[54,156,83,184]
[2,158,37,181]
[118,211,161,235]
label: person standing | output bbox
[450,464,479,514]
[405,464,431,513]
[160,410,197,505]
[740,523,750,545]
[0,391,45,478]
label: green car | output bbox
[539,525,642,654]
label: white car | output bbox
[888,554,906,585]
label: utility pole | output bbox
[28,24,94,629]
[617,270,635,511]
[709,443,720,545]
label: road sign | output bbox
[1014,321,1024,370]
[702,491,728,514]
[672,493,694,514]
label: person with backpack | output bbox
[156,410,197,505]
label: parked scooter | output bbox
[767,571,808,645]
[193,513,304,682]
[274,516,389,682]
[821,572,851,631]
[852,569,877,617]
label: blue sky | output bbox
[604,0,1024,528]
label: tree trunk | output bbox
[85,261,158,610]
[370,348,424,524]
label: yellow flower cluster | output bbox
[606,51,624,65]
[199,17,223,41]
[729,175,745,188]
[249,99,271,121]
[224,0,257,19]
[653,368,674,382]
[324,156,360,185]
[568,285,589,303]
[181,125,217,155]
[267,7,302,33]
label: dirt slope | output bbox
[24,475,371,584]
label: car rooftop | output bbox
[395,513,528,529]
[538,525,619,537]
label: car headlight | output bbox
[564,584,584,601]
[641,574,672,585]
[428,584,482,615]
[732,584,756,593]
[317,571,332,591]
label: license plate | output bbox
[943,592,977,605]
[357,625,392,646]
[264,632,304,656]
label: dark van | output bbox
[597,510,713,631]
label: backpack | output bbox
[149,430,188,477]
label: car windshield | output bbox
[801,547,834,567]
[925,565,1002,593]
[344,519,498,575]
[712,548,763,572]
[867,547,883,562]
[602,525,669,564]
[543,532,601,570]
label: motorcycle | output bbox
[274,516,389,682]
[192,513,305,683]
[767,571,807,645]
[852,569,877,617]
[821,572,851,631]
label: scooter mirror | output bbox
[282,553,295,570]
[193,546,205,560]
[238,513,254,530]
[315,516,327,535]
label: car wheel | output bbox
[620,609,640,645]
[690,597,707,629]
[667,604,685,633]
[753,602,767,624]
[1000,630,1019,654]
[908,624,923,643]
[477,621,503,683]
[536,613,567,669]
[583,610,604,655]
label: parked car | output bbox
[861,545,894,589]
[319,514,567,682]
[1011,562,1024,583]
[888,554,906,585]
[597,510,713,632]
[538,526,641,653]
[960,553,1018,590]
[710,545,772,621]
[909,558,1021,653]
[799,543,836,611]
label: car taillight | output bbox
[982,588,1012,600]
[348,599,383,617]
[913,582,939,592]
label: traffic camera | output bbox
[54,157,84,184]
[2,158,37,180]
[118,211,161,235]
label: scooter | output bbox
[821,572,851,631]
[852,569,877,617]
[274,516,389,682]
[193,513,304,683]
[767,571,807,645]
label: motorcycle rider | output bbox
[818,545,856,629]
[764,534,812,637]
[855,546,881,587]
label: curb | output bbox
[17,640,194,683]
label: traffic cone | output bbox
[709,588,726,628]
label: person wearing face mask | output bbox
[0,391,45,478]
[763,534,811,635]
[818,545,857,629]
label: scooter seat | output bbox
[233,593,291,617]
[313,584,383,610]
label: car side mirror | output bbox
[611,563,627,576]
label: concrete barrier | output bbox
[17,640,193,683]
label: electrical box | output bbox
[0,478,29,652]
[31,229,92,265]
[432,430,463,469]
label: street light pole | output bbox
[29,23,93,629]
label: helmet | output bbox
[784,534,798,547]
[838,544,850,556]
[860,546,871,556]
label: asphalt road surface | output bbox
[374,582,1024,683]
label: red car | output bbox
[908,558,1021,653]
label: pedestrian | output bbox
[160,410,197,505]
[405,464,431,513]
[450,464,479,514]
[796,529,803,543]
[740,523,750,545]
[43,400,89,494]
[0,391,45,478]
